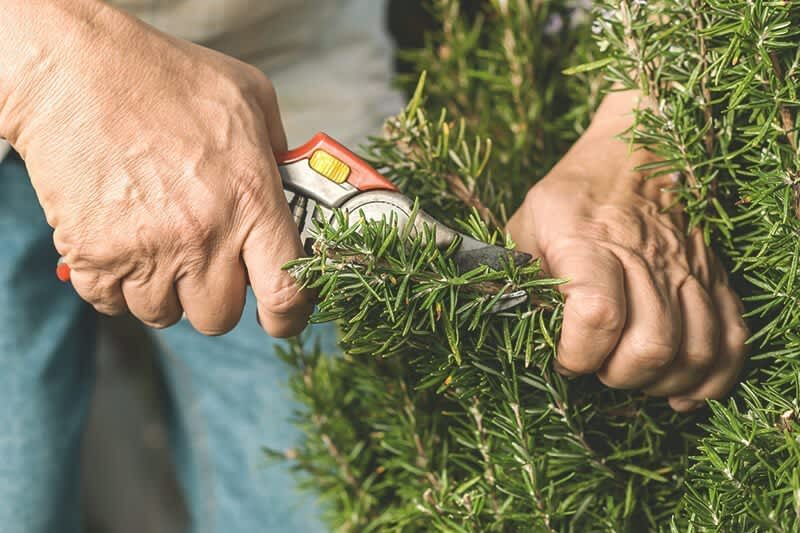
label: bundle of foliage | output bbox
[268,1,800,530]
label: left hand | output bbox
[507,91,749,412]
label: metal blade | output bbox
[449,234,532,313]
[452,233,532,271]
[489,289,530,313]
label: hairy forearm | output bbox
[0,0,105,144]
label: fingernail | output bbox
[553,360,577,378]
[671,398,704,412]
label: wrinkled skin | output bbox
[508,91,749,412]
[0,0,311,337]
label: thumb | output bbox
[507,209,627,375]
[242,160,313,338]
[506,208,548,272]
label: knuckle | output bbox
[176,203,225,253]
[571,296,624,333]
[683,348,715,373]
[628,338,676,370]
[53,228,72,256]
[90,294,123,315]
[262,282,312,318]
[127,288,173,325]
[73,270,117,303]
[235,174,272,218]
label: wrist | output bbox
[584,89,645,140]
[541,89,663,195]
[0,0,107,148]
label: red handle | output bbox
[275,132,397,193]
[57,258,72,282]
[56,132,398,283]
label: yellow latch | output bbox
[309,150,350,184]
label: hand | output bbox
[507,92,749,412]
[0,1,312,337]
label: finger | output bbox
[122,272,184,329]
[597,252,680,389]
[644,276,719,397]
[69,269,128,316]
[685,229,715,288]
[176,251,247,336]
[505,210,548,272]
[544,241,627,375]
[669,282,749,411]
[242,180,313,338]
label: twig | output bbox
[400,381,442,491]
[693,1,716,165]
[469,397,500,514]
[550,394,618,480]
[769,52,799,219]
[510,402,555,532]
[769,52,798,152]
[443,173,502,228]
[314,416,360,492]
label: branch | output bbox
[443,173,502,228]
[509,402,555,532]
[400,381,442,491]
[693,1,715,160]
[468,396,500,514]
[769,52,798,152]
[769,52,799,220]
[317,422,360,491]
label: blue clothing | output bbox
[0,155,333,532]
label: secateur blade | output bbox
[449,232,532,313]
[489,289,530,313]
[451,233,532,271]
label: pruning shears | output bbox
[56,132,531,312]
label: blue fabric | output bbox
[154,305,334,533]
[0,156,332,533]
[0,157,96,533]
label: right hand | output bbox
[1,1,312,337]
[507,92,749,411]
